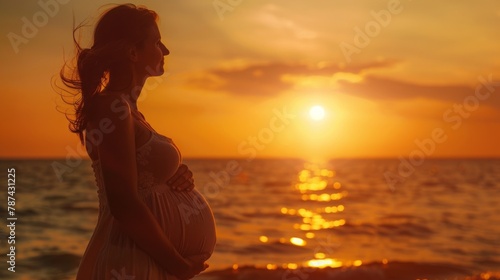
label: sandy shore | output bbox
[194,261,500,280]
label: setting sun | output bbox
[309,105,326,121]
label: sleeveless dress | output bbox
[76,109,217,280]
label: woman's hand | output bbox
[167,163,195,192]
[170,255,209,280]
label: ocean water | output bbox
[0,158,499,279]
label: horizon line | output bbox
[1,156,500,161]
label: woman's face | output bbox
[134,23,169,77]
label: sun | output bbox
[309,105,325,121]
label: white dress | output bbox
[76,110,216,279]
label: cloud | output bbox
[185,60,396,96]
[337,75,500,122]
[254,4,318,40]
[337,75,500,108]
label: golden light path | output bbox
[250,162,374,271]
[242,163,398,271]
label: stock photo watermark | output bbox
[384,74,499,190]
[52,67,167,182]
[111,267,135,280]
[178,105,297,224]
[213,0,244,20]
[238,106,296,160]
[6,168,17,273]
[339,0,409,63]
[7,0,71,54]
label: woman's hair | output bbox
[59,4,158,145]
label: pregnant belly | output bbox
[148,188,217,260]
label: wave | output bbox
[329,221,434,239]
[198,261,499,280]
[232,241,310,255]
[0,252,81,280]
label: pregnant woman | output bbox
[59,4,216,279]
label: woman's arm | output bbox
[91,95,198,277]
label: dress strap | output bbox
[131,110,157,133]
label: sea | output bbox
[0,158,499,279]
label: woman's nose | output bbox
[161,43,169,56]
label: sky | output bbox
[0,0,499,160]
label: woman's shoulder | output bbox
[91,93,133,120]
[86,93,135,144]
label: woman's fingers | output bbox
[175,180,194,192]
[170,172,194,190]
[186,255,209,274]
[167,164,187,185]
[167,164,195,191]
[186,254,209,263]
[175,256,208,279]
[168,164,187,183]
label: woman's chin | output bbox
[157,66,165,75]
[148,69,164,77]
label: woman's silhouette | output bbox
[59,4,216,279]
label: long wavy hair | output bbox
[58,4,158,145]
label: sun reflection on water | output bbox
[290,237,306,246]
[307,258,343,268]
[285,163,347,234]
[253,162,365,269]
[284,162,350,268]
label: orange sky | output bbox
[1,0,499,160]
